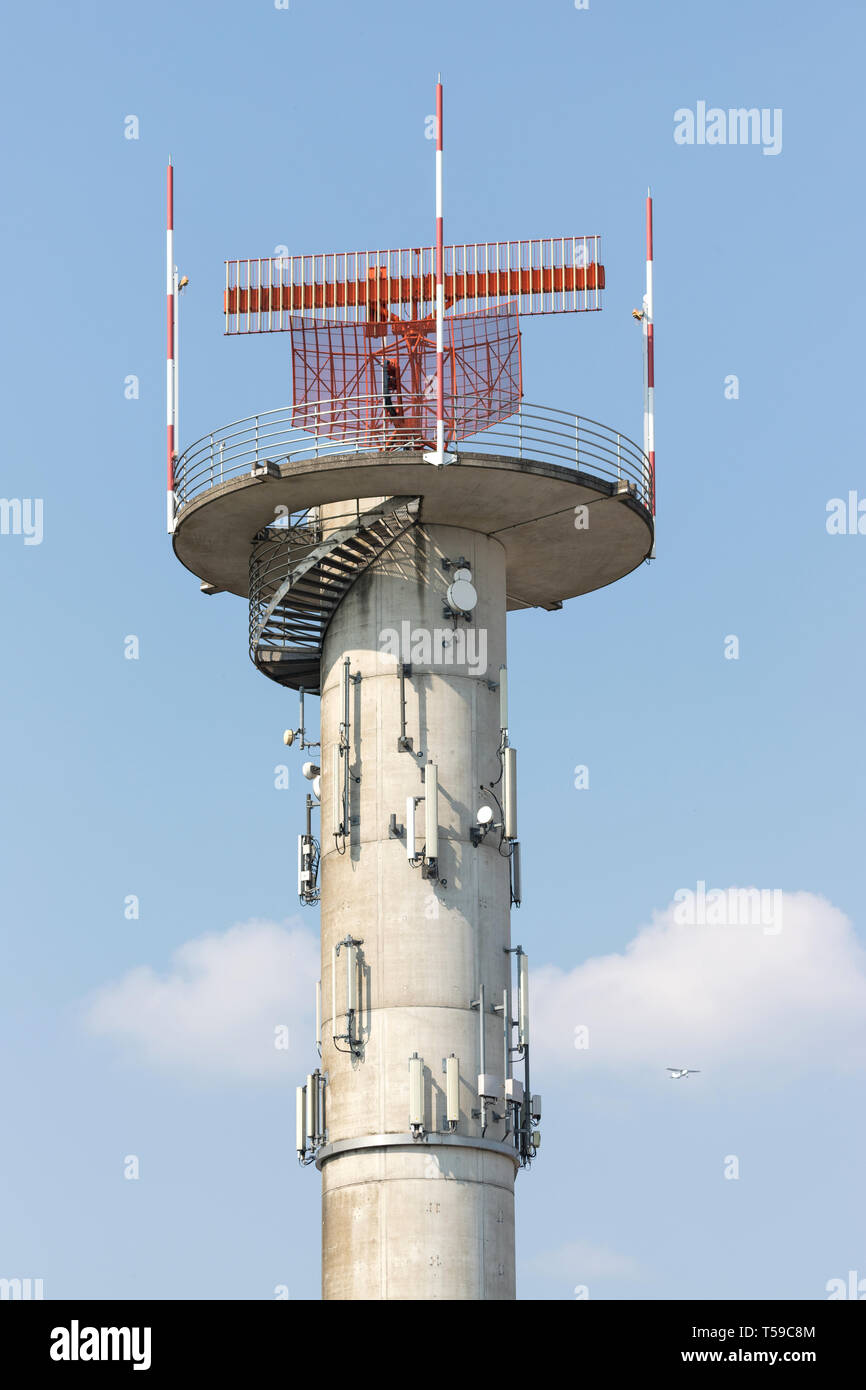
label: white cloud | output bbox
[84,892,866,1090]
[531,891,866,1079]
[85,919,318,1082]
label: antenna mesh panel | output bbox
[289,307,522,448]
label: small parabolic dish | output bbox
[446,577,478,613]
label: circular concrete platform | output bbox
[173,449,653,612]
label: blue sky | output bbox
[1,0,864,1301]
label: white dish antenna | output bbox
[446,567,478,614]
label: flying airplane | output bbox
[667,1068,701,1080]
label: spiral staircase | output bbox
[249,496,421,692]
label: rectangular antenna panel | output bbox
[225,237,603,332]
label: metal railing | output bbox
[174,396,652,514]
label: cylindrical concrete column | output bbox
[318,520,517,1300]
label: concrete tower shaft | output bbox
[317,522,516,1299]
[172,428,654,1302]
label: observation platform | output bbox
[173,398,654,616]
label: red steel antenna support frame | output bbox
[289,305,522,450]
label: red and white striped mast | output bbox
[166,160,178,533]
[643,189,655,548]
[424,75,455,467]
